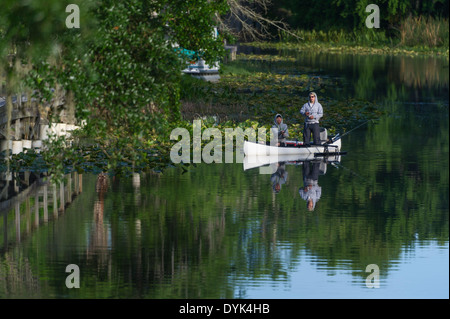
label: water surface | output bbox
[0,50,448,299]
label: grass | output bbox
[247,17,449,58]
[398,16,449,48]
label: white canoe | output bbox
[243,153,342,171]
[243,139,342,157]
[244,154,323,171]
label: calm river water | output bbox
[0,50,448,299]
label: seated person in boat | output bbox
[272,113,289,146]
[300,92,323,146]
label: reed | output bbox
[279,28,389,45]
[278,16,448,50]
[280,29,353,44]
[399,16,449,48]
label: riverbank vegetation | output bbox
[244,17,448,57]
[1,0,228,178]
[180,64,382,134]
[241,1,449,57]
[1,0,446,179]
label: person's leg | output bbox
[303,124,311,145]
[312,123,320,145]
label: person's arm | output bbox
[314,104,323,121]
[283,126,289,138]
[273,124,283,139]
[300,104,308,116]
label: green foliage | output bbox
[245,40,449,57]
[278,29,390,46]
[55,0,227,174]
[1,0,228,178]
[0,0,96,63]
[165,0,228,65]
[269,0,448,32]
[266,0,449,51]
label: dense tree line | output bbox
[1,0,448,177]
[0,0,228,176]
[269,0,449,32]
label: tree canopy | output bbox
[1,0,228,175]
[268,0,449,32]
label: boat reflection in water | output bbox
[244,153,341,211]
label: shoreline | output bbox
[240,41,449,58]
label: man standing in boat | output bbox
[272,113,289,146]
[300,92,323,146]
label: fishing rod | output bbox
[269,120,370,157]
[315,119,371,157]
[325,119,372,145]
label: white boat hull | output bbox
[244,154,312,171]
[243,139,341,156]
[182,59,220,82]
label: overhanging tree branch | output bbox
[217,0,303,41]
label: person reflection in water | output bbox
[299,161,322,211]
[271,162,288,193]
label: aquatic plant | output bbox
[181,55,383,136]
